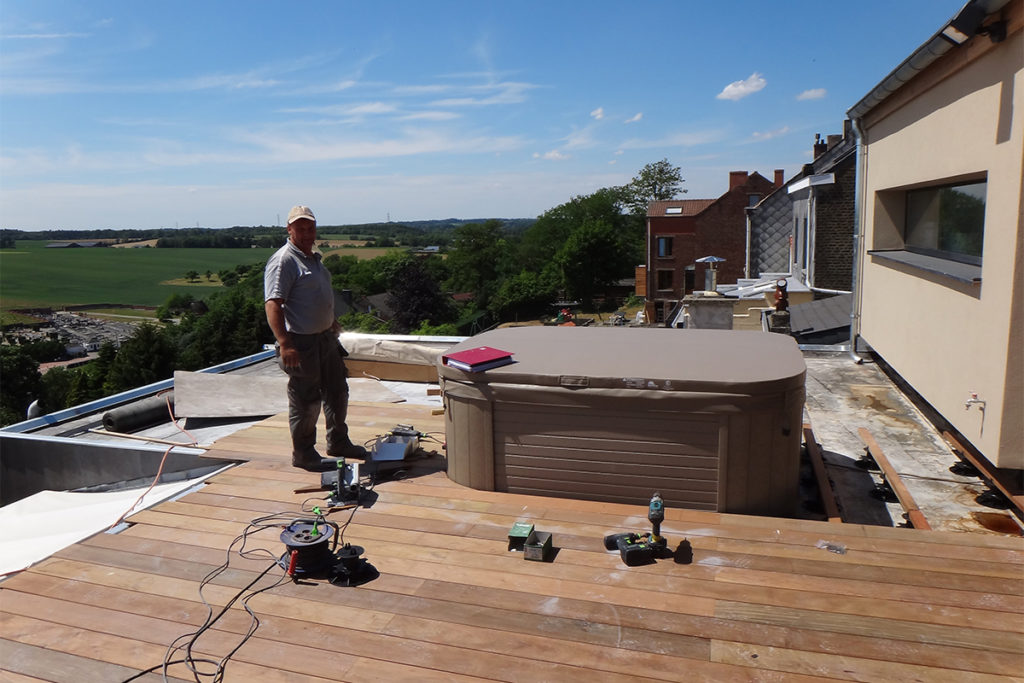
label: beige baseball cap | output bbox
[287,205,316,225]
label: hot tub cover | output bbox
[438,327,805,395]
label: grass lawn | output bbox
[0,242,404,310]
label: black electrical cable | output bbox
[125,428,402,681]
[120,510,308,683]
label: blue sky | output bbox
[1,1,967,230]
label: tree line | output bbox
[0,160,683,425]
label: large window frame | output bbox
[903,179,986,267]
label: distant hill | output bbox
[0,217,536,249]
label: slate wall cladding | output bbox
[812,156,856,291]
[750,188,793,275]
[746,131,856,291]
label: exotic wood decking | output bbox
[2,401,1023,682]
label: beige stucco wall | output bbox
[858,26,1023,468]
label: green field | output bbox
[0,241,405,310]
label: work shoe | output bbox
[327,443,369,460]
[292,450,341,472]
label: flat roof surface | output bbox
[2,397,1022,681]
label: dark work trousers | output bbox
[278,329,351,459]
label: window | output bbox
[905,180,985,265]
[656,236,673,257]
[656,269,673,290]
[665,207,683,215]
[747,194,761,207]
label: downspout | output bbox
[807,186,817,288]
[848,116,867,364]
[744,209,752,279]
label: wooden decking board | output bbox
[112,500,1019,635]
[0,638,187,682]
[412,580,1024,677]
[0,613,332,683]
[3,584,661,683]
[9,570,1023,679]
[3,404,1023,682]
[33,541,720,675]
[348,483,1024,565]
[83,505,1024,633]
[716,598,1024,656]
[709,640,1014,683]
[121,493,1024,612]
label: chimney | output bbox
[774,169,785,188]
[813,133,828,159]
[827,134,842,150]
[729,171,749,190]
[843,118,852,139]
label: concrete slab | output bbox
[803,352,1021,535]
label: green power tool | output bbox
[603,492,668,566]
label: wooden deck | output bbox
[2,400,1023,682]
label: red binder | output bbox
[443,346,514,372]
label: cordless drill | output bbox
[603,492,668,566]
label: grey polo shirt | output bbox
[264,241,335,335]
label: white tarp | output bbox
[173,370,406,418]
[0,468,229,577]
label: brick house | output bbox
[747,125,856,292]
[645,170,781,324]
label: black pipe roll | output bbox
[101,391,175,433]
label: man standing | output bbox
[264,205,366,471]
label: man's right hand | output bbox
[278,342,300,369]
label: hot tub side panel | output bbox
[443,379,804,515]
[493,398,722,509]
[444,390,495,491]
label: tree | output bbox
[173,270,269,369]
[40,366,76,412]
[185,270,199,282]
[386,258,456,334]
[0,346,42,426]
[444,220,509,309]
[553,218,635,308]
[519,188,643,304]
[519,188,632,272]
[103,323,178,394]
[488,270,558,320]
[621,158,685,215]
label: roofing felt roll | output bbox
[101,392,174,433]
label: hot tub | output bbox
[438,326,806,516]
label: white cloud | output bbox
[619,128,726,150]
[624,113,643,124]
[751,126,790,141]
[397,111,461,121]
[716,72,766,101]
[431,81,537,107]
[1,32,90,39]
[563,127,595,150]
[282,102,397,116]
[797,88,827,100]
[534,150,568,161]
[590,107,604,120]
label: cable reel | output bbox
[277,519,378,586]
